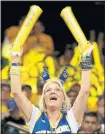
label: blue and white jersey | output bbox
[27,105,80,133]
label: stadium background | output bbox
[1,1,105,133]
[1,1,104,51]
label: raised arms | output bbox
[72,42,94,125]
[10,47,33,122]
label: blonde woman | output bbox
[10,42,93,133]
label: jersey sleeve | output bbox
[66,108,81,133]
[26,105,41,133]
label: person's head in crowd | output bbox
[97,94,105,124]
[21,85,32,100]
[89,30,96,42]
[81,112,99,133]
[1,80,9,85]
[64,44,74,63]
[19,16,44,34]
[33,21,45,35]
[20,16,45,34]
[1,99,25,134]
[37,79,45,95]
[19,16,25,27]
[1,83,11,104]
[66,83,80,106]
[97,32,104,50]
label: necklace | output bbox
[49,113,63,133]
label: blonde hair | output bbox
[39,78,71,113]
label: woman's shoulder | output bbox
[26,105,42,133]
[32,105,41,114]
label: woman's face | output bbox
[44,82,64,110]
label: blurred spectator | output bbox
[59,44,74,66]
[22,20,54,57]
[99,39,105,67]
[21,84,32,100]
[4,24,21,43]
[1,80,9,85]
[1,83,11,104]
[1,17,24,62]
[97,94,105,125]
[97,32,104,57]
[66,83,80,106]
[89,30,104,67]
[58,43,81,68]
[89,30,96,43]
[80,112,99,133]
[1,99,25,134]
[2,16,25,44]
[1,82,11,119]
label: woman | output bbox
[9,42,93,133]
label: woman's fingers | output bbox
[78,41,94,56]
[83,45,94,56]
[8,44,23,57]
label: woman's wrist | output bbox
[81,55,90,60]
[80,55,92,71]
[10,62,20,75]
[11,62,20,66]
[10,66,20,75]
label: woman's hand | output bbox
[78,41,94,56]
[9,44,23,63]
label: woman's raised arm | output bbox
[72,42,94,125]
[10,47,33,122]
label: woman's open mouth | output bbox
[50,96,57,101]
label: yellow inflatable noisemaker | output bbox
[60,6,91,54]
[11,5,43,52]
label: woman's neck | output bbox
[47,109,62,126]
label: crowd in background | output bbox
[1,17,105,133]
